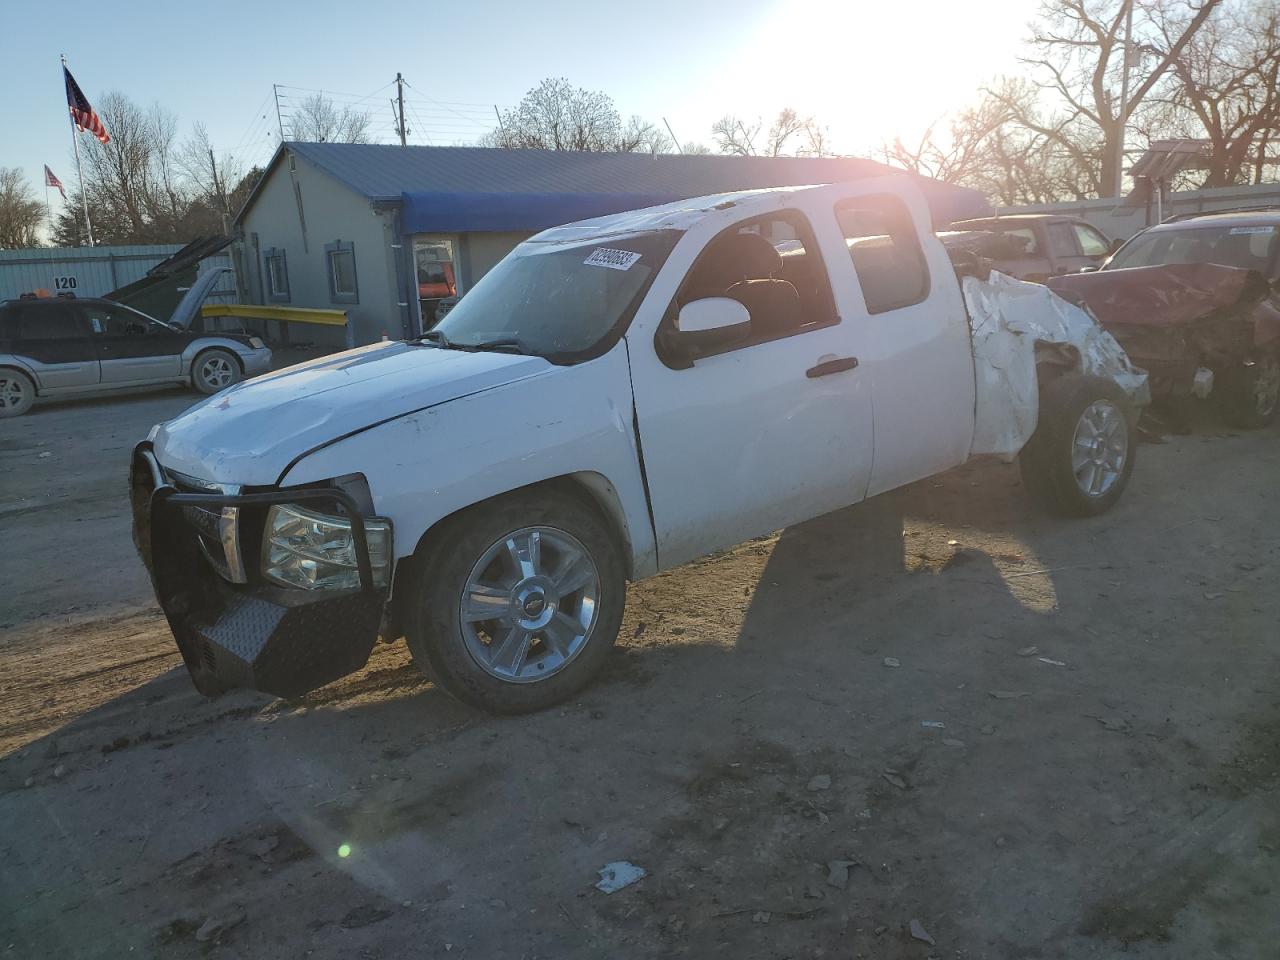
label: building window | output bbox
[264,248,290,303]
[325,240,359,304]
[414,237,458,330]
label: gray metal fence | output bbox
[996,182,1280,242]
[0,244,233,301]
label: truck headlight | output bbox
[261,504,391,591]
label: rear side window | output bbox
[1001,227,1040,255]
[14,303,86,340]
[1073,223,1111,257]
[1047,222,1080,257]
[836,196,929,314]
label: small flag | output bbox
[64,65,109,144]
[44,165,66,199]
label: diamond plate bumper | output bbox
[130,442,388,699]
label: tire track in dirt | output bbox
[0,611,180,755]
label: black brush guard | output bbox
[130,442,388,698]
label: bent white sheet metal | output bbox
[964,271,1149,459]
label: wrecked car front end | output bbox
[1048,263,1280,402]
[129,444,390,698]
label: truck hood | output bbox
[152,341,552,485]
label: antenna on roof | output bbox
[663,118,682,154]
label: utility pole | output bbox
[1113,0,1135,197]
[273,83,285,139]
[663,118,682,153]
[209,146,230,233]
[396,72,407,147]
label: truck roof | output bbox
[952,213,1085,227]
[1147,209,1280,231]
[530,185,821,244]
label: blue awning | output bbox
[400,181,991,236]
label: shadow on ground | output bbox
[3,438,1279,959]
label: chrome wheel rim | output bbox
[459,526,600,683]
[1252,359,1280,418]
[200,356,234,389]
[1072,399,1128,498]
[0,376,26,409]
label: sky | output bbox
[3,0,1032,229]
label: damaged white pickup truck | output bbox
[131,179,1147,713]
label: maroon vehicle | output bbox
[1048,210,1280,428]
[950,214,1120,282]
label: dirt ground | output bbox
[1,387,1278,960]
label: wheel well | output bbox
[390,473,637,628]
[190,346,245,380]
[1034,343,1080,384]
[0,365,36,394]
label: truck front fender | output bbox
[278,348,657,580]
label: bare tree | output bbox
[681,141,714,155]
[712,109,828,157]
[0,168,44,249]
[881,79,1106,206]
[766,108,807,157]
[286,93,371,143]
[179,122,246,219]
[483,78,667,153]
[1015,0,1223,196]
[53,92,232,245]
[618,115,673,154]
[1154,0,1280,186]
[711,115,759,155]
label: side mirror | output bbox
[1078,265,1100,273]
[667,298,752,357]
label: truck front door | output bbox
[627,207,875,570]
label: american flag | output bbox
[44,165,66,199]
[63,66,109,144]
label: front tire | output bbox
[1020,375,1137,517]
[0,369,35,418]
[1216,355,1280,429]
[192,349,242,395]
[404,487,626,714]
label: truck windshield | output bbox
[1107,224,1279,273]
[431,230,681,359]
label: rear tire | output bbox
[1020,375,1137,517]
[403,487,626,714]
[1216,355,1280,429]
[0,369,35,418]
[192,349,242,395]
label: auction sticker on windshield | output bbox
[1229,226,1276,235]
[584,248,643,270]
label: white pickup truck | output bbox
[131,178,1146,713]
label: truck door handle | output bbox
[806,357,859,378]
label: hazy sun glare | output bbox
[669,0,1031,155]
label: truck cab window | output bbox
[1073,223,1111,258]
[835,196,929,314]
[676,211,836,346]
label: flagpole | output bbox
[61,54,95,247]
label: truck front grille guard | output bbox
[134,444,382,593]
